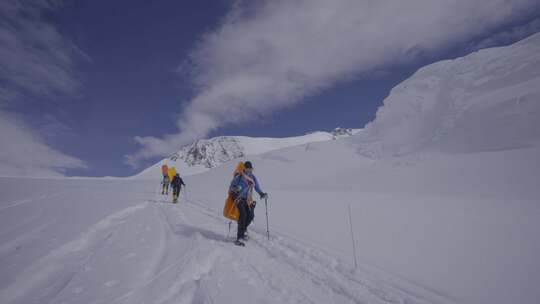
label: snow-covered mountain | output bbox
[134,128,360,179]
[355,32,540,157]
[2,33,540,304]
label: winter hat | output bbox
[244,161,253,169]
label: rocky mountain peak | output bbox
[168,136,244,168]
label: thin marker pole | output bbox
[348,204,358,268]
[265,197,270,240]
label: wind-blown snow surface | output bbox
[0,175,456,304]
[356,32,540,157]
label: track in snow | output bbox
[110,189,458,304]
[0,186,459,304]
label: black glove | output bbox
[259,192,268,199]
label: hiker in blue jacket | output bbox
[229,161,267,246]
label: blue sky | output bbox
[45,0,228,176]
[1,0,539,177]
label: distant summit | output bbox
[133,128,360,178]
[168,137,244,169]
[330,127,357,139]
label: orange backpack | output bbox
[223,162,245,221]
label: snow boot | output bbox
[234,239,245,247]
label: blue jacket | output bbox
[229,172,264,200]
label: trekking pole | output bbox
[265,196,270,240]
[227,221,231,239]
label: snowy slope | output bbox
[134,128,360,179]
[182,139,540,304]
[2,139,537,304]
[356,32,540,157]
[0,177,454,304]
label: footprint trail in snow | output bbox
[0,186,458,304]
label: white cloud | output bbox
[0,0,83,100]
[0,0,86,177]
[0,111,85,177]
[127,0,540,165]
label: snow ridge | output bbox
[356,32,540,157]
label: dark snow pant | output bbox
[237,199,250,240]
[247,202,255,226]
[162,183,169,194]
[172,186,181,202]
